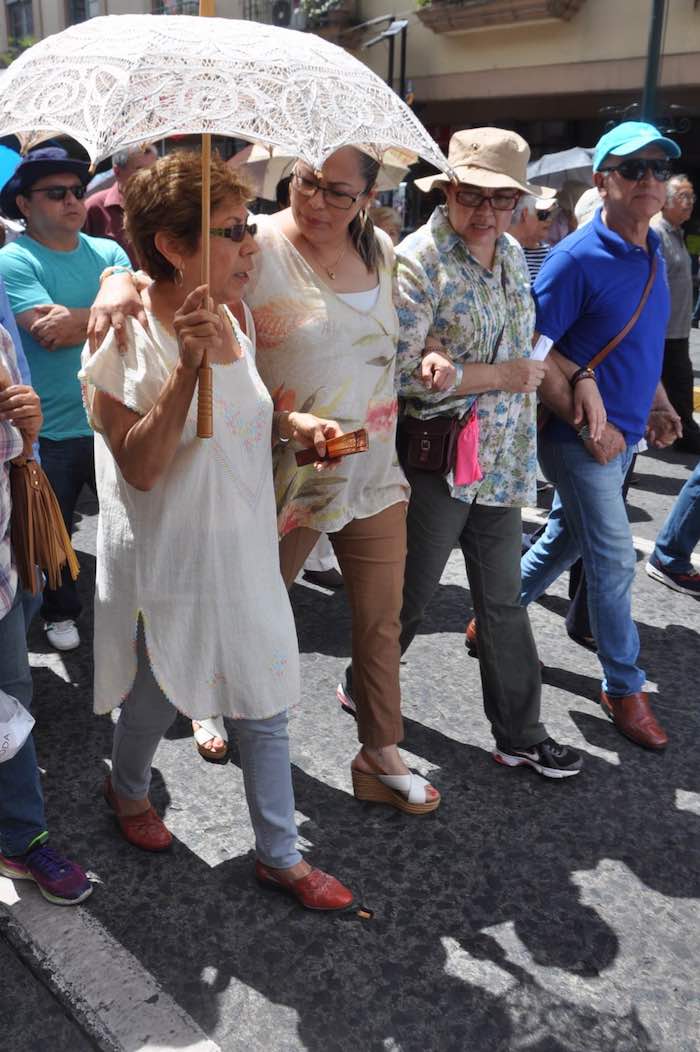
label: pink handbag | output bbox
[454,406,483,486]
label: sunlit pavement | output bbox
[1,343,698,1051]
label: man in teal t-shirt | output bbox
[0,147,130,651]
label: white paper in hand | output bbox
[531,335,553,362]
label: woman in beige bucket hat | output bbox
[394,127,583,779]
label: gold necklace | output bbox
[306,237,349,281]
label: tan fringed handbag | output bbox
[10,456,80,594]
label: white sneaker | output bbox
[45,620,80,651]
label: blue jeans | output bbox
[521,439,643,697]
[653,460,700,573]
[38,435,96,623]
[111,622,302,869]
[0,588,47,857]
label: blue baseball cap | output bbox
[592,121,681,172]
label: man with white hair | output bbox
[651,173,700,454]
[520,121,683,752]
[509,193,556,282]
[84,144,157,265]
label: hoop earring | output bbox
[359,208,368,231]
[173,266,184,287]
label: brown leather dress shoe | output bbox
[103,777,173,852]
[255,861,354,911]
[465,617,478,654]
[600,691,669,750]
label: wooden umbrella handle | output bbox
[197,0,215,439]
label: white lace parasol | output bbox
[0,14,450,174]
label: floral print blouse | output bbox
[395,205,537,508]
[247,216,409,536]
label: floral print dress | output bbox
[247,216,409,536]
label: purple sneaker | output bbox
[0,845,92,905]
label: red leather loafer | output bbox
[103,777,173,852]
[465,617,478,654]
[255,861,353,911]
[600,691,669,751]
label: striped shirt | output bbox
[523,244,551,284]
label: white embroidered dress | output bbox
[79,306,299,720]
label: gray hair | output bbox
[512,193,537,223]
[667,173,693,202]
[112,144,156,170]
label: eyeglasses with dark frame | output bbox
[600,158,673,183]
[454,187,520,211]
[26,184,87,202]
[291,170,368,212]
[209,220,258,242]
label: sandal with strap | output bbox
[351,750,441,815]
[192,716,229,763]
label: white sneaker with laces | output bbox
[45,620,80,651]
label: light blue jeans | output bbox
[653,459,700,573]
[521,439,643,697]
[0,588,46,857]
[111,623,302,870]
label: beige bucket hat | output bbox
[416,127,549,196]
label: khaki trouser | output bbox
[279,502,407,748]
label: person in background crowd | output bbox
[394,127,582,780]
[574,186,602,228]
[509,193,557,282]
[0,147,131,653]
[84,144,158,266]
[646,459,700,596]
[302,534,343,589]
[80,151,353,910]
[651,174,700,455]
[521,121,683,752]
[0,327,92,906]
[370,205,402,245]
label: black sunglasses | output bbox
[26,184,87,201]
[600,158,673,183]
[535,209,552,221]
[209,220,257,242]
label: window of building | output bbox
[67,1,102,25]
[152,1,199,13]
[5,0,34,42]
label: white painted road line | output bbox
[0,880,221,1052]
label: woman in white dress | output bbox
[79,151,353,910]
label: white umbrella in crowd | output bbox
[0,13,450,434]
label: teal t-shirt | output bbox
[0,233,130,440]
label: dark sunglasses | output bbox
[535,209,552,221]
[27,184,87,201]
[600,158,673,183]
[454,188,520,211]
[209,220,257,242]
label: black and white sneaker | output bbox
[493,737,582,779]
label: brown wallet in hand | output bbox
[295,428,369,467]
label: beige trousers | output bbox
[279,502,407,748]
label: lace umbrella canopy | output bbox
[0,14,450,174]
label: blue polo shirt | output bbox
[533,208,669,444]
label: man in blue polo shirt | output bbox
[521,122,682,751]
[0,148,130,652]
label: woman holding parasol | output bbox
[80,151,354,910]
[94,144,447,816]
